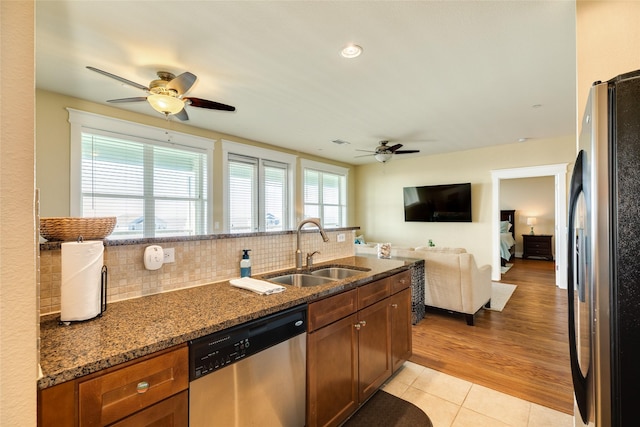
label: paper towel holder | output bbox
[144,245,164,270]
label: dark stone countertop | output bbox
[38,256,412,389]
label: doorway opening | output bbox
[491,164,568,289]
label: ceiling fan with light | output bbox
[356,140,420,163]
[86,66,236,121]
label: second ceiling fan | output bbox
[87,66,236,121]
[356,140,420,163]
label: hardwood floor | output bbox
[409,258,574,415]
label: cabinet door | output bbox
[307,314,358,427]
[390,288,412,372]
[357,299,391,403]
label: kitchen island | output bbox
[38,255,415,389]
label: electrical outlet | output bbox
[163,248,175,263]
[337,233,346,242]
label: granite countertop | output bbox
[38,256,412,389]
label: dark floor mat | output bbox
[341,390,433,427]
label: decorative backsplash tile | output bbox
[39,230,355,315]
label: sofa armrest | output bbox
[459,254,492,313]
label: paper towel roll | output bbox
[61,240,104,322]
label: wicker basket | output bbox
[39,217,117,241]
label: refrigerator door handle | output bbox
[567,149,589,424]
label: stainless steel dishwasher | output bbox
[188,304,307,427]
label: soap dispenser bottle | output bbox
[240,249,252,277]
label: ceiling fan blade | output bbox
[354,153,376,158]
[167,72,197,95]
[185,97,236,112]
[388,143,403,152]
[394,150,420,154]
[174,108,189,121]
[86,66,149,92]
[107,97,148,103]
[355,149,375,153]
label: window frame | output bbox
[301,159,349,228]
[222,139,296,233]
[68,108,214,236]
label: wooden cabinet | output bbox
[390,288,412,372]
[522,234,554,260]
[38,345,188,427]
[307,270,412,427]
[357,299,391,402]
[307,313,358,427]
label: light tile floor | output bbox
[382,361,574,427]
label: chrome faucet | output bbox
[296,218,329,270]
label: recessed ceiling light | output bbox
[532,104,542,109]
[518,137,528,143]
[340,44,362,58]
[332,139,351,145]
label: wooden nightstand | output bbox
[522,234,554,261]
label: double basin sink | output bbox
[266,266,370,287]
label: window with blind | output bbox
[69,109,212,239]
[302,160,348,228]
[227,153,289,233]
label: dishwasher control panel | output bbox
[188,304,307,381]
[190,329,251,379]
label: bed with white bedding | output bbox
[500,210,516,266]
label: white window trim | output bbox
[300,158,349,226]
[68,108,214,233]
[221,139,297,233]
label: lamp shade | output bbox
[147,94,184,115]
[527,217,537,226]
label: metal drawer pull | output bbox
[392,303,398,308]
[354,323,361,330]
[136,381,150,394]
[359,320,366,327]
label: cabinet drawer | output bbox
[389,271,411,294]
[109,390,188,427]
[358,278,390,309]
[308,289,357,332]
[79,346,188,427]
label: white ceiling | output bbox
[36,1,576,165]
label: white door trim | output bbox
[491,163,568,289]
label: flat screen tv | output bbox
[403,183,472,222]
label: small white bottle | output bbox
[240,249,251,277]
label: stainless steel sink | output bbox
[310,267,367,280]
[267,273,336,287]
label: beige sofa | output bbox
[355,245,492,325]
[414,247,492,325]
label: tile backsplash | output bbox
[39,230,355,316]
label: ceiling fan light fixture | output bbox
[374,152,393,163]
[147,93,184,115]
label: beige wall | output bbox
[577,1,640,121]
[354,136,576,267]
[1,1,37,425]
[501,176,555,256]
[36,89,356,227]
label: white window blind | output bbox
[80,131,208,238]
[303,165,347,228]
[228,153,289,233]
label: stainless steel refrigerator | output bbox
[568,69,640,427]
